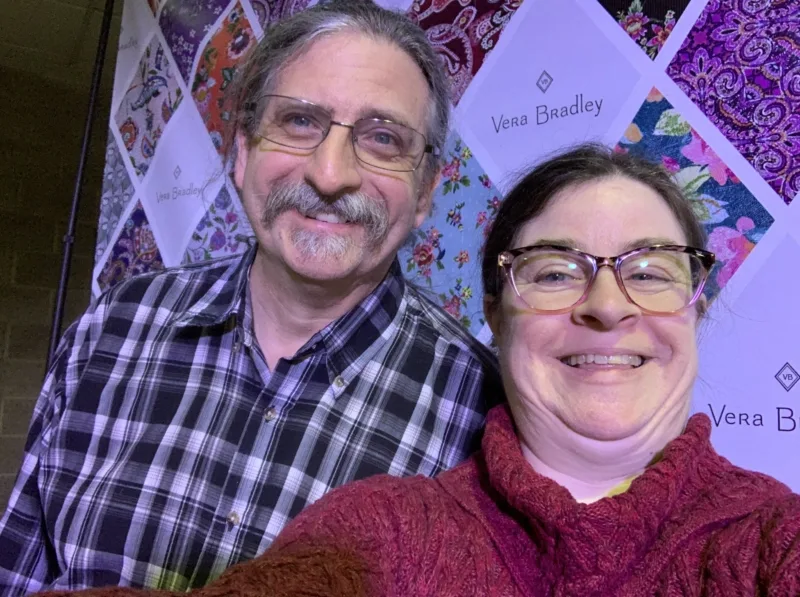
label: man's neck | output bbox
[249,249,391,369]
[513,403,688,503]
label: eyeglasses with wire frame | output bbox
[498,244,716,315]
[252,94,438,173]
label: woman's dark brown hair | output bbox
[481,143,707,309]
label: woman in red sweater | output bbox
[44,145,800,596]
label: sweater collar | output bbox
[466,404,719,591]
[481,405,713,524]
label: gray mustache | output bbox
[261,182,389,245]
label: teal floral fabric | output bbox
[616,88,774,301]
[398,134,502,336]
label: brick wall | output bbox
[0,67,110,510]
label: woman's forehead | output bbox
[515,177,688,249]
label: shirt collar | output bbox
[294,259,406,382]
[169,245,407,385]
[169,241,256,328]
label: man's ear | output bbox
[413,168,441,228]
[233,131,250,190]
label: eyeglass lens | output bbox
[259,96,427,172]
[511,249,706,313]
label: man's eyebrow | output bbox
[357,107,417,130]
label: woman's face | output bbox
[489,175,701,442]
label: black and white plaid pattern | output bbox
[0,244,502,595]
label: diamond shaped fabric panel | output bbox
[114,36,184,180]
[616,88,774,301]
[97,200,165,292]
[398,133,501,336]
[192,2,257,153]
[667,0,800,205]
[96,128,137,265]
[408,0,524,104]
[183,184,254,263]
[159,0,231,85]
[596,0,690,59]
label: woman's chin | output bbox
[560,406,651,442]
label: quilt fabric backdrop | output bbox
[97,0,800,489]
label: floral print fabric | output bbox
[96,129,136,265]
[159,0,230,84]
[115,38,183,179]
[398,134,502,334]
[192,2,257,153]
[598,0,689,59]
[667,0,800,205]
[616,88,774,301]
[249,0,313,29]
[98,201,165,292]
[183,185,254,263]
[98,0,791,343]
[408,0,523,104]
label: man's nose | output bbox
[304,125,362,197]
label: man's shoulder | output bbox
[98,252,248,316]
[402,283,498,370]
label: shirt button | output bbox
[226,512,240,528]
[333,376,345,388]
[264,407,277,422]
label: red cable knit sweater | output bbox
[265,404,800,596]
[40,405,800,597]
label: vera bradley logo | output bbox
[707,362,800,432]
[775,362,798,392]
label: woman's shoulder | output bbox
[273,464,479,550]
[698,447,795,509]
[696,475,800,590]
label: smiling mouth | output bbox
[303,211,352,225]
[559,354,647,369]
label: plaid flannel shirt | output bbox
[0,244,502,595]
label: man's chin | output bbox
[283,243,366,282]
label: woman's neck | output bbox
[513,403,688,503]
[519,442,645,503]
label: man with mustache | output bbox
[0,0,501,594]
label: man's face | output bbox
[234,31,435,285]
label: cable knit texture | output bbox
[268,404,800,596]
[37,405,800,597]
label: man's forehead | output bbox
[266,32,430,127]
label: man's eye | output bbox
[287,115,312,127]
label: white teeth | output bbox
[565,354,644,367]
[310,212,344,224]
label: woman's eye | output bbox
[630,271,670,282]
[539,272,569,282]
[531,270,580,284]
